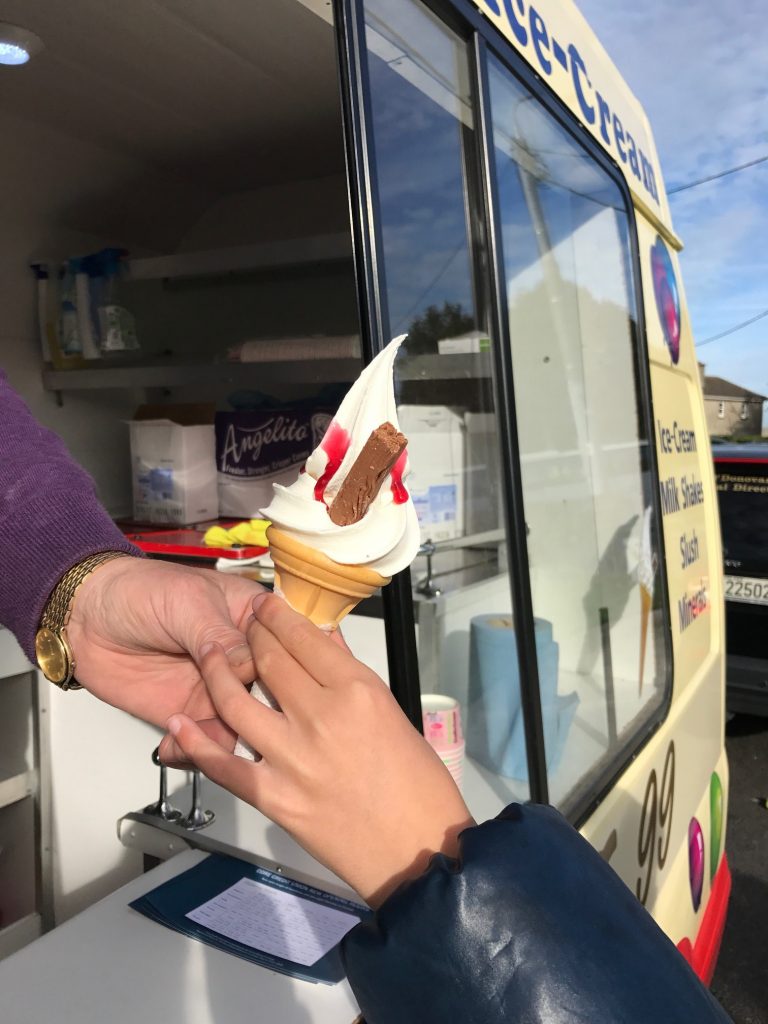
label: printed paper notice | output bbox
[186,877,359,966]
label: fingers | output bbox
[214,574,270,633]
[165,569,260,674]
[245,617,323,711]
[165,714,265,804]
[222,643,257,684]
[190,612,255,674]
[158,716,237,768]
[331,628,351,653]
[252,594,367,688]
[197,642,285,756]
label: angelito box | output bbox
[215,409,333,517]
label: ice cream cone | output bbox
[267,526,390,628]
[639,584,652,696]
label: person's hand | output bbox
[66,556,263,741]
[160,592,475,907]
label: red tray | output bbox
[123,527,267,560]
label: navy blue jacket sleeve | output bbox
[341,803,731,1023]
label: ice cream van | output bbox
[0,0,728,1013]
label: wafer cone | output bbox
[267,526,390,628]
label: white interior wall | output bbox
[157,173,356,360]
[0,108,361,925]
[46,684,164,923]
[125,175,358,407]
[0,0,364,933]
[0,108,208,923]
[179,175,350,250]
[0,107,214,514]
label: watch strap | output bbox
[40,551,128,630]
[39,550,131,689]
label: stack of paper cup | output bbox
[421,694,465,787]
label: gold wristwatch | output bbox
[35,551,130,690]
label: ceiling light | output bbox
[0,23,43,66]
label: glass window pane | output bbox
[716,458,768,574]
[365,0,476,343]
[364,0,532,815]
[487,56,669,812]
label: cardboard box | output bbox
[437,330,490,355]
[216,409,333,517]
[129,404,218,525]
[398,405,465,543]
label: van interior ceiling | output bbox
[2,0,355,516]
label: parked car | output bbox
[713,442,768,714]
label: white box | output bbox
[464,412,504,535]
[437,330,491,355]
[217,468,295,519]
[398,405,465,543]
[130,405,218,525]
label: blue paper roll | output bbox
[466,614,578,781]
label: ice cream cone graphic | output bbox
[638,507,656,697]
[267,526,389,628]
[639,583,652,696]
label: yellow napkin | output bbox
[204,519,270,549]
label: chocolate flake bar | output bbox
[328,422,407,526]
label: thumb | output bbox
[171,584,255,681]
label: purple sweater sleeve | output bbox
[0,371,141,660]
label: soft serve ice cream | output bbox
[262,334,420,577]
[235,336,420,758]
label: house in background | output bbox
[699,365,766,438]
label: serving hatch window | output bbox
[359,0,669,818]
[363,0,531,816]
[486,53,669,810]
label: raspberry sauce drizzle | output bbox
[390,450,409,504]
[314,422,351,504]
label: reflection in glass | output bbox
[487,56,668,811]
[365,0,477,348]
[364,0,530,816]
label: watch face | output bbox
[35,627,70,685]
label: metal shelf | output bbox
[41,352,493,392]
[41,358,363,392]
[126,233,352,281]
[0,771,35,812]
[396,352,493,381]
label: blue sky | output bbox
[578,0,768,403]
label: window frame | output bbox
[473,27,674,821]
[334,0,674,825]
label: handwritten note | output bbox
[186,877,359,966]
